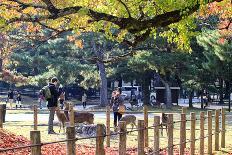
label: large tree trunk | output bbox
[98,62,108,107]
[141,77,150,106]
[160,79,172,108]
[189,90,194,108]
[92,37,107,107]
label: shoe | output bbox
[48,131,57,134]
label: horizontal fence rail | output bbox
[0,105,228,155]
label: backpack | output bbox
[41,85,51,100]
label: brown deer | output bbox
[118,115,137,132]
[55,107,68,133]
[64,102,94,124]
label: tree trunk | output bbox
[189,90,193,108]
[141,74,150,106]
[161,79,172,108]
[225,81,230,99]
[92,37,107,107]
[0,58,2,72]
[219,78,224,104]
[200,92,204,109]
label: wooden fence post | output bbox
[0,106,3,128]
[180,113,186,155]
[106,106,110,147]
[143,105,148,148]
[33,105,38,130]
[66,126,76,155]
[69,104,75,127]
[221,108,226,148]
[207,111,212,155]
[154,116,160,155]
[30,130,41,155]
[168,114,173,155]
[215,109,220,151]
[200,112,205,155]
[182,107,187,114]
[96,124,105,155]
[119,121,127,155]
[138,120,145,155]
[190,112,196,155]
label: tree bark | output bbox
[0,58,2,72]
[160,78,172,108]
[141,76,150,106]
[225,81,230,99]
[200,92,204,109]
[92,37,108,107]
[219,78,224,105]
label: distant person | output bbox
[16,92,22,109]
[7,89,14,109]
[38,90,46,109]
[58,86,65,109]
[46,77,59,134]
[137,92,142,105]
[110,88,124,131]
[82,92,87,109]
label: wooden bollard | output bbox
[106,106,110,147]
[96,124,105,155]
[69,104,75,127]
[0,106,3,128]
[143,105,148,147]
[215,109,220,151]
[154,116,160,155]
[30,130,41,155]
[33,105,38,130]
[180,113,186,155]
[119,121,127,155]
[221,108,226,148]
[200,112,204,155]
[168,114,173,155]
[138,120,145,155]
[207,111,212,155]
[182,107,187,114]
[190,112,196,155]
[66,126,76,155]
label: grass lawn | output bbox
[2,105,232,154]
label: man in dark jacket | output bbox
[47,77,59,134]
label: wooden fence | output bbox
[0,105,227,155]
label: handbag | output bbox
[118,105,126,115]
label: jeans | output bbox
[48,107,56,132]
[82,102,86,108]
[114,112,122,127]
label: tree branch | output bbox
[117,0,131,18]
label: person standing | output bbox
[8,89,14,109]
[47,77,59,134]
[82,92,87,109]
[16,92,22,109]
[111,88,124,130]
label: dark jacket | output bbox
[8,91,14,99]
[47,83,59,107]
[111,95,124,112]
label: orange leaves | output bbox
[0,69,27,84]
[67,35,84,49]
[75,40,83,49]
